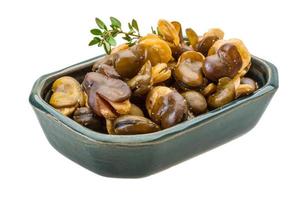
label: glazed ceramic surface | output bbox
[29,55,278,178]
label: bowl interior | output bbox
[33,56,274,143]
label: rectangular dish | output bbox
[29,55,278,178]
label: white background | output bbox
[0,0,299,199]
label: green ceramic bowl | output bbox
[29,55,278,178]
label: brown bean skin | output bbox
[151,91,188,128]
[174,51,205,89]
[202,43,243,82]
[196,36,219,56]
[113,115,160,135]
[113,49,144,79]
[207,78,236,108]
[94,63,121,79]
[182,91,207,115]
[82,72,131,102]
[127,61,152,97]
[73,107,102,130]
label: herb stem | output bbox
[119,31,140,38]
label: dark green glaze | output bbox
[29,55,278,178]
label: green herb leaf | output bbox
[98,40,103,47]
[110,17,121,28]
[128,23,133,31]
[132,19,139,32]
[103,41,111,54]
[108,37,117,46]
[128,30,134,35]
[90,29,102,35]
[89,37,100,46]
[122,34,131,41]
[111,30,118,37]
[95,18,107,30]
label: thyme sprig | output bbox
[89,17,141,54]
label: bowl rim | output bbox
[29,55,278,145]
